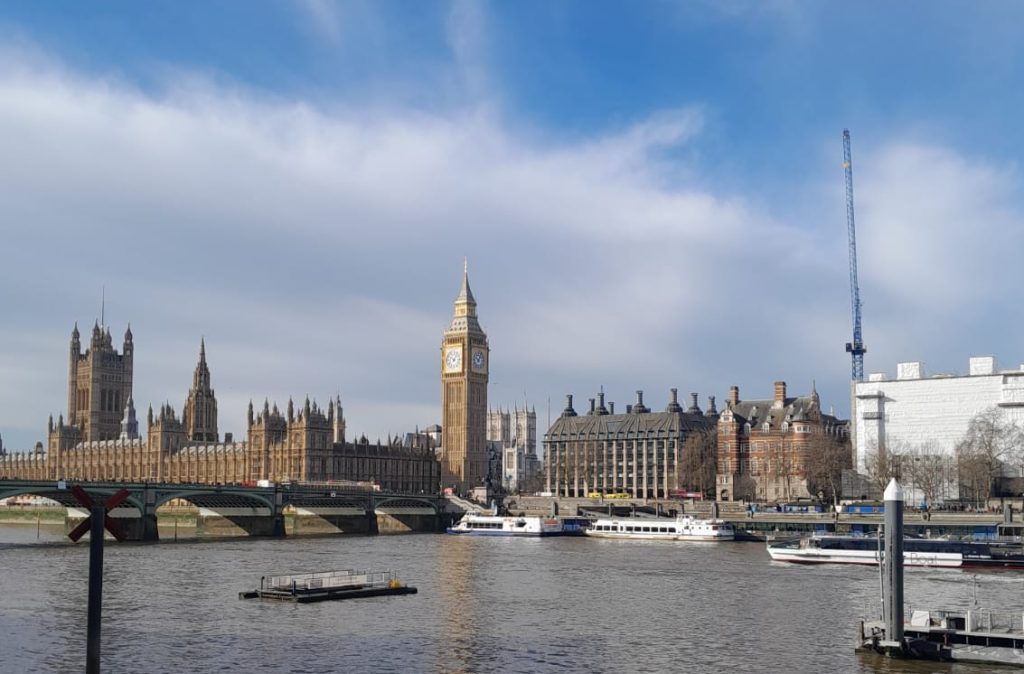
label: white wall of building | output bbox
[853,356,1024,476]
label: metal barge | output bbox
[239,569,417,603]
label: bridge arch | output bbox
[152,489,275,511]
[372,496,440,514]
[0,482,145,514]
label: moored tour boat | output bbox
[585,515,735,542]
[767,534,1024,569]
[446,513,589,536]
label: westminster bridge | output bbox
[0,479,448,541]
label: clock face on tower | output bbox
[471,349,486,372]
[444,346,463,373]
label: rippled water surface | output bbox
[1,526,1020,673]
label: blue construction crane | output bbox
[843,129,866,381]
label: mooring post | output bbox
[86,504,105,674]
[883,478,904,650]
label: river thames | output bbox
[0,525,1020,673]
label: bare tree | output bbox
[1009,436,1024,479]
[955,407,1022,505]
[555,441,600,497]
[901,441,949,507]
[764,437,798,502]
[551,444,569,497]
[863,438,905,498]
[680,429,717,499]
[580,441,598,496]
[733,474,757,502]
[804,433,852,506]
[521,466,545,496]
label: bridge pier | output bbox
[66,508,151,542]
[141,486,159,542]
[272,491,286,538]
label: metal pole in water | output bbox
[86,504,105,674]
[883,478,904,649]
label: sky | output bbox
[2,1,1024,452]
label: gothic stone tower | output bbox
[183,338,219,442]
[441,261,489,492]
[67,322,134,442]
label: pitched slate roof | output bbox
[545,409,713,440]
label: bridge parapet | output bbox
[0,480,445,540]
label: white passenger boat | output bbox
[585,515,735,542]
[766,535,964,567]
[446,513,589,537]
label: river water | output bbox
[0,524,1020,673]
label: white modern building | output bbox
[853,356,1024,484]
[487,405,539,493]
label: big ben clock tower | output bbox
[441,260,489,492]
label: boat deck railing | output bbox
[263,569,397,592]
[906,606,1024,636]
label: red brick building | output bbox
[716,381,848,502]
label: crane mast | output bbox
[843,129,866,381]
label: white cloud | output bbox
[860,142,1020,308]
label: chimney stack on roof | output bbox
[666,388,683,413]
[687,392,702,415]
[774,381,787,407]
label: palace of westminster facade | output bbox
[0,321,440,492]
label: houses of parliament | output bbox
[0,321,440,492]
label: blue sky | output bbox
[2,1,1024,452]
